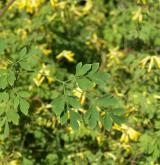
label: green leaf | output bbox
[88,72,109,85]
[0,117,6,128]
[76,64,92,76]
[0,73,8,89]
[112,108,125,115]
[88,107,99,129]
[8,70,16,86]
[4,121,9,137]
[103,114,112,130]
[60,112,68,124]
[18,91,30,98]
[90,63,99,74]
[14,96,20,109]
[0,92,9,102]
[0,39,6,53]
[67,96,81,109]
[52,95,65,116]
[0,106,4,116]
[20,99,30,115]
[111,114,125,125]
[77,78,93,90]
[96,95,119,108]
[6,110,19,125]
[70,111,79,130]
[19,47,27,57]
[20,61,31,71]
[76,62,82,76]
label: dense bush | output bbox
[0,0,160,164]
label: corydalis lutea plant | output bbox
[0,45,125,137]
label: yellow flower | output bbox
[113,124,141,143]
[73,87,86,105]
[56,50,75,62]
[39,44,52,56]
[82,0,93,14]
[16,0,44,13]
[8,160,21,165]
[50,0,66,9]
[33,64,55,86]
[132,8,143,22]
[140,55,160,72]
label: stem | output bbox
[0,0,16,18]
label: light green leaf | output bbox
[8,70,16,86]
[20,99,30,115]
[111,114,125,125]
[96,95,119,108]
[76,62,82,76]
[88,107,99,129]
[6,110,19,125]
[0,73,8,89]
[14,96,20,109]
[20,61,31,71]
[76,64,91,76]
[90,63,99,74]
[104,114,112,130]
[70,111,79,130]
[88,72,109,85]
[60,112,68,124]
[18,91,30,98]
[0,106,4,116]
[4,121,9,137]
[0,117,6,128]
[67,96,81,109]
[77,78,93,90]
[112,108,125,115]
[52,95,65,116]
[0,92,9,102]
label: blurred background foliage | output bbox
[0,0,160,164]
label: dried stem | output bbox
[0,0,16,17]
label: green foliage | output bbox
[0,0,160,164]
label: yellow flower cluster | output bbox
[56,50,75,62]
[16,0,44,13]
[33,64,55,86]
[140,55,160,72]
[113,124,141,143]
